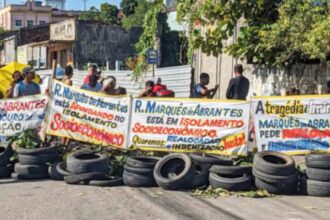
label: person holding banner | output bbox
[7,71,23,98]
[62,65,74,86]
[193,73,219,99]
[81,74,102,92]
[83,64,98,84]
[226,64,250,100]
[13,67,41,98]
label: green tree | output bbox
[122,0,152,29]
[79,6,100,21]
[100,3,119,25]
[120,0,138,16]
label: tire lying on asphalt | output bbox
[124,164,154,176]
[123,170,157,187]
[11,172,48,180]
[255,177,298,195]
[209,172,252,191]
[48,163,64,180]
[64,172,108,185]
[17,153,59,166]
[66,151,109,174]
[306,179,330,197]
[210,165,252,176]
[306,154,330,169]
[125,156,160,168]
[189,153,233,166]
[0,164,13,178]
[89,177,124,187]
[189,163,211,188]
[0,142,14,167]
[16,145,57,155]
[253,151,295,176]
[14,163,48,176]
[154,153,195,190]
[252,167,298,184]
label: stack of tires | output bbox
[0,142,14,179]
[123,156,160,187]
[61,151,123,187]
[209,164,252,191]
[153,153,234,190]
[253,152,298,194]
[305,154,330,197]
[13,145,59,180]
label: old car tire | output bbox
[11,172,48,180]
[210,165,252,176]
[190,163,211,188]
[14,163,48,176]
[66,151,109,174]
[153,153,195,190]
[306,167,330,182]
[89,177,124,187]
[48,163,64,180]
[123,170,157,187]
[125,156,161,169]
[16,145,57,155]
[0,142,14,166]
[0,164,13,178]
[189,153,233,165]
[253,152,295,176]
[252,167,298,184]
[123,164,153,176]
[209,172,252,191]
[64,172,107,185]
[18,153,59,165]
[306,154,330,169]
[255,177,298,195]
[56,162,72,176]
[306,179,330,197]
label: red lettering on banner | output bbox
[50,113,124,146]
[1,99,46,111]
[282,128,330,139]
[180,118,244,128]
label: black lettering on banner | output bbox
[255,101,265,115]
[166,117,178,125]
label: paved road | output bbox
[0,179,329,220]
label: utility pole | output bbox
[82,0,87,11]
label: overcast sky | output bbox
[7,0,121,10]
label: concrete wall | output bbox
[74,21,142,69]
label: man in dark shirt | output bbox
[193,73,219,98]
[226,64,250,100]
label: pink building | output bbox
[0,1,81,31]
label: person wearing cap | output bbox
[13,66,41,98]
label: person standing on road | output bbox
[81,74,102,92]
[226,64,250,100]
[7,71,23,98]
[193,73,219,99]
[13,67,41,98]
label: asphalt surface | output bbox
[0,179,330,220]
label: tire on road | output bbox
[125,156,161,169]
[153,153,195,190]
[306,179,330,197]
[0,164,13,178]
[306,154,330,169]
[253,151,295,176]
[255,177,298,195]
[18,153,59,165]
[89,177,124,187]
[66,151,109,174]
[14,163,48,176]
[209,172,252,191]
[64,172,107,185]
[189,153,233,165]
[210,165,252,176]
[306,167,330,182]
[189,163,211,189]
[56,162,72,176]
[123,170,157,187]
[48,163,64,180]
[123,164,154,176]
[11,172,48,180]
[0,142,13,166]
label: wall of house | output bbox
[74,21,142,69]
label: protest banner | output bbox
[0,94,48,142]
[252,95,330,154]
[129,98,250,155]
[46,81,131,148]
